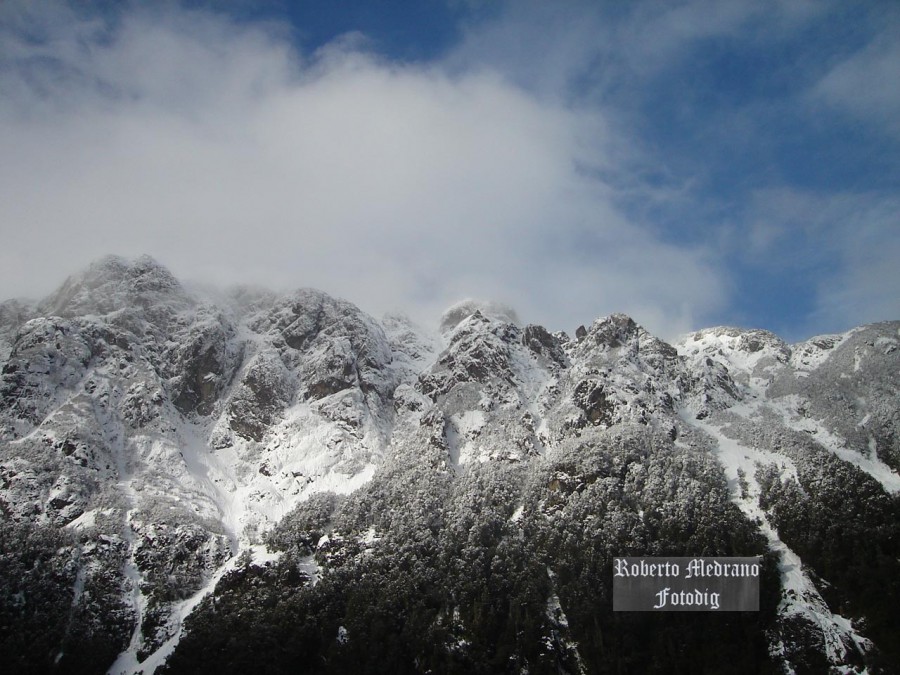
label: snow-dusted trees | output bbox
[165,423,781,674]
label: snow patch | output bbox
[790,331,854,374]
[770,396,900,494]
[64,508,110,531]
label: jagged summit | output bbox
[39,254,190,319]
[677,324,790,365]
[1,256,899,673]
[438,298,520,333]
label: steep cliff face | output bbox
[0,257,897,674]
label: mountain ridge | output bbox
[1,255,898,673]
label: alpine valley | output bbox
[1,255,898,674]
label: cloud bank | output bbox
[1,1,897,340]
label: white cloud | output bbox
[0,2,742,339]
[814,26,900,137]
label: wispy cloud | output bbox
[814,20,900,137]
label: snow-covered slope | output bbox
[0,256,423,668]
[1,256,898,674]
[675,322,900,490]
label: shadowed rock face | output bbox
[573,379,613,427]
[1,256,898,674]
[522,324,568,367]
[166,316,238,416]
[0,317,93,433]
[227,353,290,442]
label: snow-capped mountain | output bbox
[1,255,898,674]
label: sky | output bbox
[1,0,898,341]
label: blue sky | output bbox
[0,0,898,341]
[231,0,474,60]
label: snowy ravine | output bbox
[1,256,898,673]
[684,412,872,672]
[110,545,282,675]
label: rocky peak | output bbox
[521,324,569,368]
[586,313,639,348]
[257,290,393,400]
[678,326,790,361]
[572,313,678,370]
[40,255,189,320]
[438,299,519,334]
[418,310,518,401]
[676,326,791,398]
